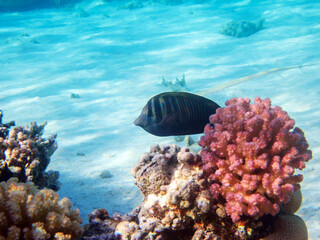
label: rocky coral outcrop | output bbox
[0,111,60,191]
[83,97,311,240]
[0,177,84,240]
[84,145,271,239]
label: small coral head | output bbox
[198,97,312,222]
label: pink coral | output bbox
[199,97,312,222]
[83,143,309,240]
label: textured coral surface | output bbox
[83,143,309,240]
[0,111,60,191]
[0,178,83,240]
[84,145,273,240]
[78,97,313,239]
[199,97,312,222]
[261,188,307,240]
[83,97,312,240]
[262,214,308,240]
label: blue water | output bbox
[1,0,320,239]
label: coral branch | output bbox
[0,112,60,191]
[199,97,312,222]
[0,178,83,239]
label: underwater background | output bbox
[0,0,319,239]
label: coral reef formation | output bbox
[199,97,312,222]
[220,19,264,38]
[84,144,242,240]
[0,177,83,240]
[0,111,61,191]
[84,144,309,240]
[83,97,311,240]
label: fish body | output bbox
[134,92,220,136]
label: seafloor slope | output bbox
[0,0,319,239]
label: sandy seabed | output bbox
[0,0,319,239]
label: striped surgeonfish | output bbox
[134,92,220,136]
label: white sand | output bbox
[0,0,319,239]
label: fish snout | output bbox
[134,117,141,126]
[134,114,146,127]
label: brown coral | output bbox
[261,189,307,240]
[0,111,60,190]
[84,145,271,240]
[131,144,180,196]
[262,214,308,240]
[0,177,83,240]
[280,189,302,215]
[84,144,309,240]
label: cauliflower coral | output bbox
[199,97,312,222]
[0,178,83,240]
[0,111,60,191]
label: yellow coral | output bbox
[0,178,83,240]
